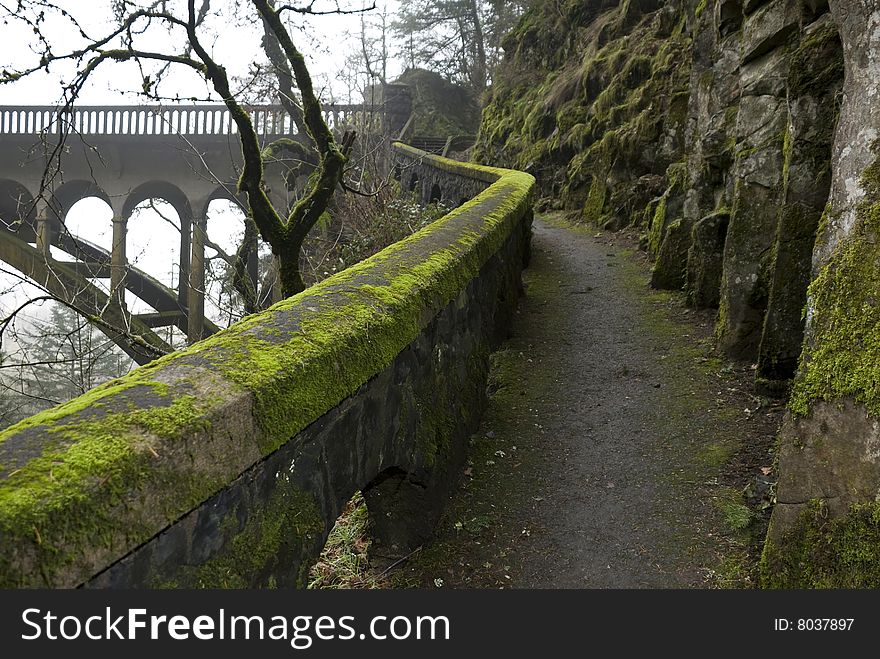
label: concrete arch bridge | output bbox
[0,102,384,363]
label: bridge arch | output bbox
[203,195,264,325]
[62,196,114,252]
[429,183,442,204]
[51,180,114,222]
[202,185,246,219]
[122,180,193,222]
[0,179,36,233]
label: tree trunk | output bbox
[276,240,305,298]
[468,0,487,93]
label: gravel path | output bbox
[511,218,701,587]
[397,215,781,589]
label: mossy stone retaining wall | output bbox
[0,145,534,588]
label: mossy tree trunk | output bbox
[188,0,353,299]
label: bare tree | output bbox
[360,4,390,88]
[1,0,367,300]
[0,0,390,423]
[0,300,132,428]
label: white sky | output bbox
[0,0,402,348]
[0,1,400,104]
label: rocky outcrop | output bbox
[476,0,843,391]
[762,0,880,587]
[474,0,690,227]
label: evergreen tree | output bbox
[0,304,133,429]
[393,0,526,94]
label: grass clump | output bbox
[308,493,388,589]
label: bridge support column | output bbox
[187,216,206,344]
[178,216,191,308]
[35,218,53,257]
[110,215,127,307]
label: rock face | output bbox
[476,0,843,390]
[477,0,880,584]
[762,0,880,587]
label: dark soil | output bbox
[390,213,784,589]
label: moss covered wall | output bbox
[475,0,689,229]
[763,0,880,586]
[0,146,534,588]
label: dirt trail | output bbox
[394,214,783,589]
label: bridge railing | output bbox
[0,103,383,136]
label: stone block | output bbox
[686,210,729,308]
[651,217,694,290]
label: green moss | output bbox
[205,170,530,454]
[714,487,754,532]
[695,0,708,18]
[647,163,688,258]
[166,481,324,588]
[788,161,880,416]
[648,193,668,256]
[474,0,691,220]
[583,163,610,224]
[761,500,880,588]
[0,389,227,587]
[781,121,792,190]
[0,377,169,439]
[789,21,843,98]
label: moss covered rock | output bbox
[766,0,880,585]
[651,217,693,289]
[474,0,691,225]
[394,68,481,137]
[686,210,729,308]
[762,499,880,588]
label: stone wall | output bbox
[394,141,495,208]
[0,147,534,588]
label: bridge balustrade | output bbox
[0,103,382,136]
